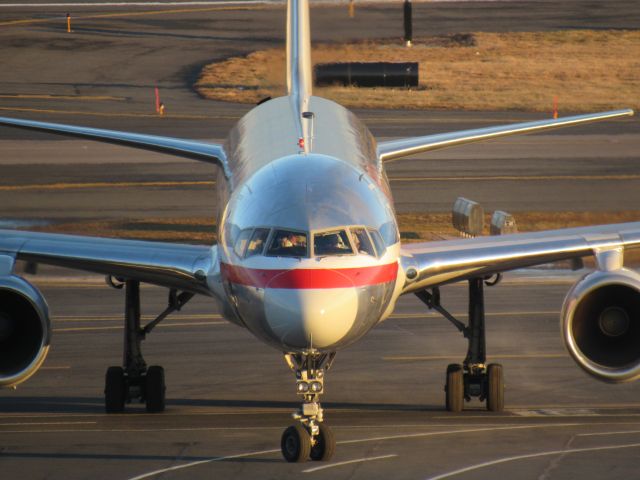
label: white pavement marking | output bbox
[127,448,280,480]
[124,423,580,479]
[338,423,578,446]
[302,454,398,473]
[425,443,640,480]
[0,1,269,7]
[578,430,640,437]
[0,421,96,426]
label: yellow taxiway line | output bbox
[383,353,566,361]
[0,5,271,27]
[0,106,238,121]
[388,175,640,182]
[0,181,214,192]
[390,310,557,319]
[53,321,225,333]
[0,94,126,101]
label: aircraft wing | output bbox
[377,109,634,162]
[0,229,217,296]
[0,116,228,172]
[400,222,640,294]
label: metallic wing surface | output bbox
[0,229,218,296]
[377,109,634,162]
[0,116,228,171]
[400,222,640,294]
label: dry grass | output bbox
[196,30,640,112]
[396,211,640,241]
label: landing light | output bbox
[296,381,310,393]
[310,381,323,393]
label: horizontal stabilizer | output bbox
[0,116,227,169]
[378,109,634,162]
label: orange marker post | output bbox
[66,13,71,33]
[155,87,160,113]
[348,0,355,18]
[159,102,165,116]
[553,96,558,119]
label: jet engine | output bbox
[562,268,640,383]
[0,276,50,388]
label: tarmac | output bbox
[0,1,639,478]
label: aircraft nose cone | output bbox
[263,269,358,349]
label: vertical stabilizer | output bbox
[286,0,312,109]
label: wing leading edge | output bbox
[0,116,228,174]
[400,222,640,294]
[0,229,217,295]
[377,109,634,162]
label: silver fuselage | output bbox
[214,96,404,352]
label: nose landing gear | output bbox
[281,351,337,462]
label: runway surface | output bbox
[0,1,640,478]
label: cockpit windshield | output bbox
[314,229,353,256]
[231,225,387,259]
[351,227,375,256]
[267,230,308,257]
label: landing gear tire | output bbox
[145,365,166,413]
[445,363,464,413]
[105,366,126,413]
[281,424,312,463]
[486,363,504,412]
[310,424,335,462]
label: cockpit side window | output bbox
[380,220,400,246]
[314,230,353,256]
[351,227,375,257]
[245,228,270,258]
[368,228,386,258]
[267,230,308,257]
[233,228,253,258]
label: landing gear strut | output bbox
[416,276,505,412]
[281,351,337,462]
[104,279,193,413]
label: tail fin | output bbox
[286,0,312,104]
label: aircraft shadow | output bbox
[0,451,281,464]
[0,396,443,414]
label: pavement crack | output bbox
[538,434,577,480]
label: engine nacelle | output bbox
[0,276,50,388]
[562,269,640,383]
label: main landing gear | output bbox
[104,279,193,414]
[416,276,505,412]
[281,351,337,463]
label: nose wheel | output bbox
[281,351,337,462]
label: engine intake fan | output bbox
[0,276,50,388]
[562,269,640,383]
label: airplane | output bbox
[0,0,637,464]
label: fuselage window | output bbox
[314,230,353,256]
[245,228,270,258]
[233,228,253,258]
[267,230,308,257]
[368,228,386,258]
[351,227,375,257]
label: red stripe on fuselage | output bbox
[221,262,398,289]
